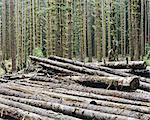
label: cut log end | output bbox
[129,77,140,90]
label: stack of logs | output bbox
[0,55,149,120]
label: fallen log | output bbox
[0,103,51,120]
[30,56,115,76]
[48,55,146,69]
[48,55,150,84]
[14,80,150,103]
[5,82,150,107]
[100,61,146,69]
[1,84,150,114]
[41,90,150,114]
[0,96,139,120]
[3,83,150,114]
[1,95,149,119]
[0,87,62,103]
[63,76,139,90]
[39,62,81,75]
[0,97,81,120]
[30,56,150,91]
[140,82,150,91]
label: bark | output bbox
[0,103,51,120]
[0,97,81,120]
[63,76,140,90]
[0,96,138,120]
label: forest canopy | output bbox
[0,0,150,71]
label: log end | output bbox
[129,77,140,90]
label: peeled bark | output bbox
[0,97,138,120]
[0,103,51,120]
[63,76,140,90]
[0,97,81,120]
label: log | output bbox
[48,55,150,84]
[0,87,62,103]
[48,55,146,69]
[30,56,150,91]
[30,56,115,76]
[39,62,81,75]
[3,83,150,114]
[2,83,150,116]
[14,80,150,103]
[63,76,140,90]
[41,90,150,114]
[100,61,146,69]
[0,96,138,120]
[0,103,51,120]
[140,82,150,91]
[0,97,81,120]
[1,95,149,119]
[30,75,75,84]
[5,82,150,107]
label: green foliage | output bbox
[33,47,44,57]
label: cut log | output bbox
[2,96,150,120]
[39,62,81,75]
[1,95,149,120]
[0,103,51,120]
[4,82,150,107]
[41,90,150,114]
[14,80,150,103]
[3,83,150,114]
[100,61,147,69]
[0,97,81,120]
[2,95,149,120]
[0,87,62,103]
[140,82,150,91]
[63,76,140,90]
[48,55,146,69]
[0,96,138,120]
[48,55,150,84]
[30,56,115,76]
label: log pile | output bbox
[0,55,149,120]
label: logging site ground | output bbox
[0,0,150,120]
